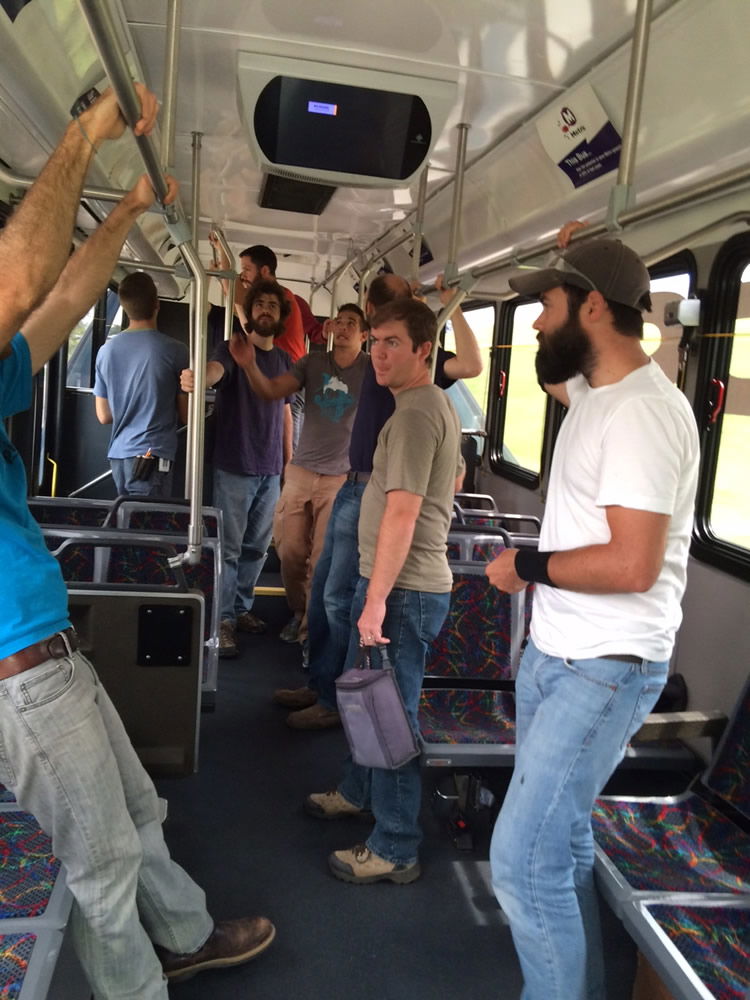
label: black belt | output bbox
[346,470,371,484]
[600,654,643,664]
[0,629,79,681]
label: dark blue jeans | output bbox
[307,480,366,708]
[338,577,450,866]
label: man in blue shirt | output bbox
[94,271,188,496]
[0,87,274,999]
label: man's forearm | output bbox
[0,122,95,345]
[443,307,483,380]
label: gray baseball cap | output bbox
[509,238,651,310]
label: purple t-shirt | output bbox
[210,340,291,476]
[348,347,456,473]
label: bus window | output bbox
[443,302,494,450]
[66,289,122,389]
[488,299,548,484]
[643,273,691,384]
[708,262,750,550]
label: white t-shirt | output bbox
[531,361,699,662]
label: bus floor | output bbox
[155,596,638,1000]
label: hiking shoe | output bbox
[274,686,318,710]
[305,790,372,821]
[159,916,275,982]
[219,620,238,658]
[236,611,267,634]
[279,613,302,643]
[328,844,420,885]
[286,703,341,730]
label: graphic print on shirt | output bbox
[315,373,357,422]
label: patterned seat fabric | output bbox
[419,689,516,744]
[592,796,750,894]
[32,503,108,527]
[125,509,220,537]
[705,681,750,822]
[0,932,38,997]
[0,813,60,919]
[645,902,750,1000]
[425,572,513,681]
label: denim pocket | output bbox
[562,656,632,692]
[619,678,666,751]
[0,727,16,787]
[18,657,76,711]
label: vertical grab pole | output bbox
[607,0,653,226]
[160,0,181,172]
[411,166,429,286]
[445,123,470,284]
[184,131,203,500]
[212,228,237,342]
[329,261,353,348]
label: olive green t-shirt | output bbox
[358,383,462,593]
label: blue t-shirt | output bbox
[348,347,457,473]
[94,329,188,460]
[210,341,292,476]
[0,335,70,658]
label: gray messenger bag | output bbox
[335,645,420,770]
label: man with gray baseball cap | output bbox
[485,233,699,1000]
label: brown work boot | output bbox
[328,844,420,885]
[273,686,318,710]
[304,789,372,821]
[286,703,341,730]
[236,611,267,634]
[158,916,275,982]
[218,620,238,658]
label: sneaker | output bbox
[279,613,302,643]
[236,611,267,634]
[305,790,372,821]
[273,686,318,710]
[328,844,420,885]
[158,916,275,982]
[219,620,238,658]
[286,703,341,730]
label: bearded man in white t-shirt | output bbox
[485,236,699,1000]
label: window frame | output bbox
[691,232,750,581]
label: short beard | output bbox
[535,307,594,386]
[246,317,284,340]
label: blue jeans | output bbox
[307,479,366,709]
[111,457,175,498]
[338,577,450,866]
[213,467,280,623]
[490,639,668,1000]
[0,650,212,999]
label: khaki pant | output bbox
[273,464,346,644]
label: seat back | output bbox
[703,674,750,822]
[425,562,525,681]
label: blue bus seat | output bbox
[621,896,750,1000]
[593,674,750,917]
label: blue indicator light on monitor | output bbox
[308,101,338,116]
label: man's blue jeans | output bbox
[306,479,366,708]
[213,467,280,623]
[111,457,174,498]
[0,650,212,999]
[338,577,450,866]
[490,639,668,1000]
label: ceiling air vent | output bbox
[258,173,336,215]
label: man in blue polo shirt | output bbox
[0,87,274,999]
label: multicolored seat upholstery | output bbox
[0,928,64,999]
[622,898,750,1000]
[29,498,110,528]
[0,812,69,925]
[593,674,750,915]
[420,562,525,766]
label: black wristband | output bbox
[70,87,100,119]
[514,549,558,587]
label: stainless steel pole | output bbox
[160,0,181,171]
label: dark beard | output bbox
[246,316,284,340]
[535,310,594,386]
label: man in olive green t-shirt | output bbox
[306,297,462,885]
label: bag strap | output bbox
[354,644,392,670]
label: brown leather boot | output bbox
[158,916,275,982]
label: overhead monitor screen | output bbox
[254,76,431,181]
